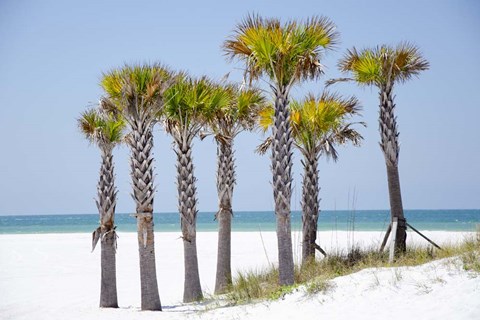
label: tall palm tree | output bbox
[224,14,339,285]
[78,108,125,308]
[100,64,173,311]
[163,75,229,302]
[330,43,429,254]
[260,93,363,263]
[201,84,267,294]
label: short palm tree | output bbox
[330,43,429,254]
[201,84,267,294]
[259,92,363,263]
[78,107,125,308]
[100,64,173,311]
[163,75,229,302]
[224,14,339,285]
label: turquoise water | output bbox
[0,210,478,234]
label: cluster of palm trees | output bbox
[78,13,428,310]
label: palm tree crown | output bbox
[101,63,173,124]
[224,14,339,90]
[335,43,429,87]
[204,84,267,141]
[163,76,230,137]
[259,92,363,158]
[78,108,125,152]
[290,93,363,159]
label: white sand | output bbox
[0,231,478,319]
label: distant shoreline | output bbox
[1,209,479,234]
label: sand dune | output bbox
[0,231,478,319]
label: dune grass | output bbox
[224,230,480,304]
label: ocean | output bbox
[0,210,478,234]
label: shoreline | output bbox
[0,229,476,235]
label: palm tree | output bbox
[224,14,339,285]
[78,107,125,308]
[100,64,173,311]
[260,93,363,263]
[163,75,229,302]
[330,43,429,254]
[201,84,267,294]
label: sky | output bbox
[0,0,479,215]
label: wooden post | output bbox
[389,217,398,263]
[314,243,327,257]
[406,222,442,250]
[379,223,392,252]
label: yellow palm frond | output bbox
[224,13,338,88]
[337,43,429,86]
[258,106,274,132]
[290,92,362,154]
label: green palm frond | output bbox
[100,63,173,119]
[258,92,363,156]
[393,42,430,83]
[337,43,429,87]
[78,108,125,148]
[224,13,338,88]
[78,109,104,143]
[164,76,231,138]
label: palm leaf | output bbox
[224,13,338,88]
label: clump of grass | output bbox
[305,277,332,295]
[226,267,281,303]
[225,230,479,305]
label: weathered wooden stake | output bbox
[314,243,327,257]
[379,223,392,252]
[406,222,442,250]
[388,217,398,263]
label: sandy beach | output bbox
[0,230,478,319]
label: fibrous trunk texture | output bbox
[129,120,161,311]
[96,149,118,308]
[272,87,294,286]
[100,231,118,308]
[379,84,406,255]
[301,151,319,264]
[214,141,235,294]
[175,136,203,303]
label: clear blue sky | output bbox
[0,0,479,215]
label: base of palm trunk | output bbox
[276,214,294,286]
[183,237,203,302]
[100,232,118,308]
[385,164,407,257]
[301,239,316,264]
[214,208,232,294]
[394,218,407,254]
[137,217,162,311]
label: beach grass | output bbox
[224,230,480,304]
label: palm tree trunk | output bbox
[214,140,235,294]
[97,150,118,308]
[100,231,118,308]
[301,151,319,264]
[129,121,161,311]
[272,87,294,286]
[386,163,406,253]
[379,84,407,255]
[175,136,203,303]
